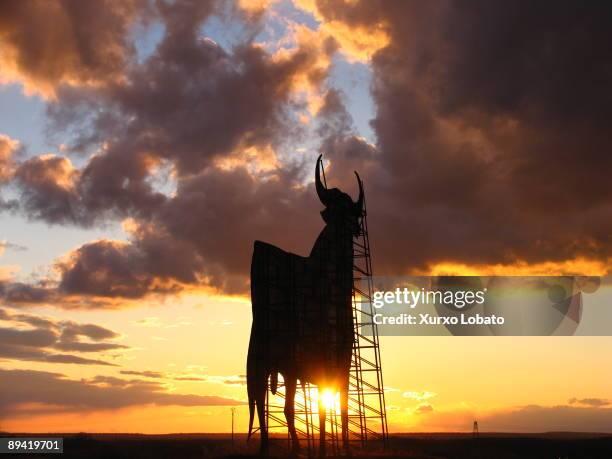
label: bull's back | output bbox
[251,240,292,280]
[250,240,309,318]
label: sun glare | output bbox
[320,389,338,412]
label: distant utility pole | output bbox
[473,420,479,439]
[231,407,236,446]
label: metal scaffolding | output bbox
[264,192,388,456]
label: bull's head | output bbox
[315,154,364,235]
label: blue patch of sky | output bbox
[202,3,255,51]
[0,84,51,156]
[328,56,376,144]
[132,19,165,63]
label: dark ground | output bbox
[2,432,612,459]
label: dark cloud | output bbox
[312,0,612,272]
[223,375,247,386]
[0,344,118,366]
[120,370,164,378]
[119,370,245,385]
[0,0,148,94]
[6,312,55,329]
[0,281,55,304]
[0,368,246,416]
[14,155,82,224]
[54,341,126,353]
[0,307,126,364]
[0,241,27,253]
[0,327,56,347]
[173,374,246,386]
[86,375,159,388]
[0,197,18,213]
[0,280,123,308]
[61,321,119,341]
[569,398,610,408]
[57,237,201,298]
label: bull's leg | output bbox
[340,382,350,455]
[318,394,326,458]
[256,383,268,456]
[284,377,300,455]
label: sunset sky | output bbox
[0,0,611,434]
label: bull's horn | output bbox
[354,171,364,213]
[315,154,331,206]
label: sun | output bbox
[320,389,338,412]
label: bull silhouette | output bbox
[247,154,364,456]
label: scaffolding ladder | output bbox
[349,192,389,448]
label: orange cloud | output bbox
[0,0,144,98]
[292,0,389,63]
[424,258,610,277]
[269,22,336,116]
[0,134,18,181]
[214,144,280,173]
[238,0,275,16]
